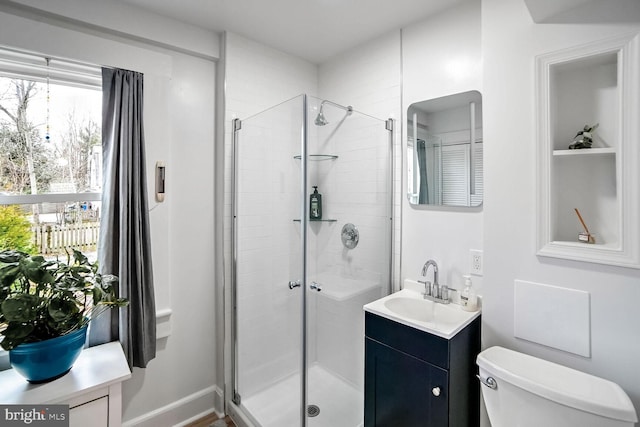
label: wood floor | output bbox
[185,413,236,427]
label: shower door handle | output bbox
[288,280,301,289]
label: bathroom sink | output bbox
[364,286,480,339]
[384,297,436,323]
[383,297,464,325]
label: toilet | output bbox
[476,346,638,427]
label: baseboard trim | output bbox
[177,408,217,427]
[213,385,224,417]
[123,385,221,427]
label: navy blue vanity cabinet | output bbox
[364,312,481,427]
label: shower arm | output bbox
[320,100,353,114]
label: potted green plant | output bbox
[0,248,128,383]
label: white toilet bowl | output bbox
[477,346,638,427]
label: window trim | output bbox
[0,44,101,89]
[0,192,102,205]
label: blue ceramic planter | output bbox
[9,325,88,383]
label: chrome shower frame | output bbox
[300,94,309,427]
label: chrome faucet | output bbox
[421,259,439,295]
[419,259,450,304]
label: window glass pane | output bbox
[0,77,102,196]
[0,202,100,259]
[0,76,102,259]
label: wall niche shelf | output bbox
[293,154,338,160]
[536,34,640,268]
[293,218,337,223]
[552,147,616,157]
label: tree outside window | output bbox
[0,71,102,258]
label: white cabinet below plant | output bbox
[70,395,109,427]
[536,33,640,268]
[0,342,131,427]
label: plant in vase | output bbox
[0,249,128,382]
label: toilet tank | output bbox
[476,346,638,427]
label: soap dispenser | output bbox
[310,186,322,220]
[460,275,478,312]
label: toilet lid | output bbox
[476,346,638,423]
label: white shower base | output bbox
[241,363,363,427]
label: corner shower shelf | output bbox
[293,218,337,223]
[293,154,338,160]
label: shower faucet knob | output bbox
[288,280,301,289]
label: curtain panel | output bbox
[91,67,156,368]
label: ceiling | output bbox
[118,0,464,64]
[111,0,639,64]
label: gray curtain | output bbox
[417,139,429,204]
[90,67,156,368]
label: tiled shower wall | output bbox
[318,32,403,289]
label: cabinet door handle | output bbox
[431,386,441,397]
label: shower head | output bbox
[314,100,353,126]
[315,105,329,126]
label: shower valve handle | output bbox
[288,280,301,289]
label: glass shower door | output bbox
[305,96,392,427]
[233,95,305,426]
[232,94,392,427]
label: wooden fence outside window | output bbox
[32,222,100,255]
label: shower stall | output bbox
[231,94,393,427]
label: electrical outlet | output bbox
[470,249,483,276]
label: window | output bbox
[0,48,102,259]
[0,49,101,369]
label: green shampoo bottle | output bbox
[310,186,322,220]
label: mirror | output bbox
[407,90,483,207]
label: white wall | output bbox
[482,0,640,422]
[401,0,483,291]
[0,4,220,425]
[7,0,219,59]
